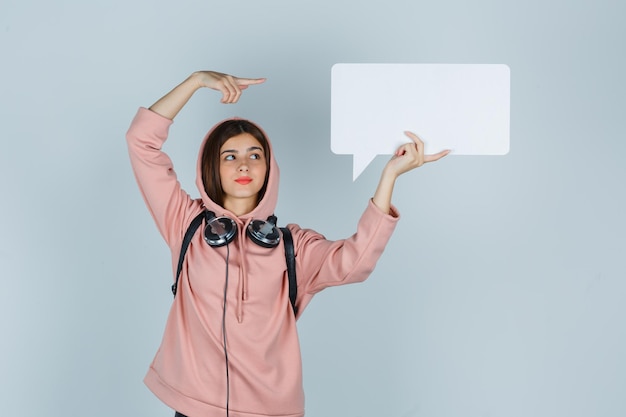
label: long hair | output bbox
[201,119,271,207]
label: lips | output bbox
[235,177,253,185]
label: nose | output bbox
[238,162,249,172]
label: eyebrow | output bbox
[220,146,264,155]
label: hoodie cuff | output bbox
[126,107,174,148]
[368,198,400,220]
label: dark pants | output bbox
[174,413,187,417]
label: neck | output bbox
[223,197,257,217]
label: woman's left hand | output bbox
[372,131,449,214]
[384,131,450,179]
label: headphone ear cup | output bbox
[204,215,237,247]
[247,219,280,248]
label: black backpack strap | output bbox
[281,227,298,316]
[172,214,298,315]
[172,211,206,297]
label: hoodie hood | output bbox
[194,118,280,322]
[195,118,279,220]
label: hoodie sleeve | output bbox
[289,199,400,301]
[126,107,197,247]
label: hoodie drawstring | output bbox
[235,219,251,323]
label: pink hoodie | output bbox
[126,107,400,417]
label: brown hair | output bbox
[201,119,271,207]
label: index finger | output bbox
[424,149,451,163]
[236,77,267,87]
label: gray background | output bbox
[1,0,625,416]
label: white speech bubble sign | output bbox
[331,64,511,180]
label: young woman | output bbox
[126,70,449,417]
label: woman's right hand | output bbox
[192,71,266,104]
[149,71,266,120]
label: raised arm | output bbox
[372,131,450,214]
[149,71,266,120]
[127,71,265,245]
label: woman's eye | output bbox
[224,154,235,161]
[250,153,261,160]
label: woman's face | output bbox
[219,133,268,214]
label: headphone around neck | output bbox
[203,211,280,248]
